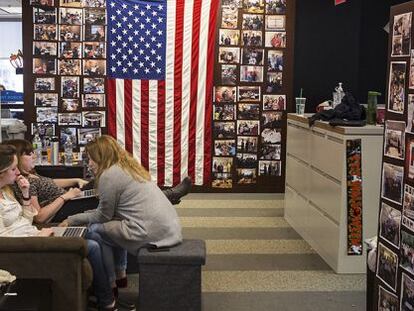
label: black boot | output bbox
[163,177,192,205]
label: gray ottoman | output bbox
[137,239,206,311]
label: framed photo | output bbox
[242,48,264,65]
[83,59,106,76]
[33,58,56,75]
[382,162,404,205]
[33,7,56,24]
[59,8,82,25]
[242,14,263,30]
[33,41,57,56]
[58,113,82,126]
[219,29,240,46]
[243,0,264,13]
[401,230,414,274]
[240,65,263,82]
[266,0,286,14]
[212,171,233,188]
[237,153,257,169]
[82,111,106,127]
[407,95,414,133]
[221,65,237,85]
[222,0,242,7]
[221,7,238,29]
[83,77,105,93]
[84,8,106,25]
[30,0,55,6]
[236,168,257,184]
[60,0,82,7]
[238,103,260,119]
[261,128,281,144]
[34,77,55,91]
[82,94,105,108]
[58,59,81,75]
[36,107,58,123]
[378,286,398,311]
[237,136,258,153]
[78,128,102,145]
[403,184,414,221]
[214,86,236,102]
[384,120,405,160]
[212,156,233,174]
[59,25,82,41]
[218,47,240,64]
[34,24,57,41]
[59,42,82,58]
[401,273,414,310]
[405,133,414,184]
[61,76,79,98]
[238,86,261,102]
[258,160,281,176]
[60,127,77,146]
[265,15,285,31]
[260,143,281,160]
[266,72,283,93]
[34,93,58,107]
[213,122,236,139]
[83,42,105,58]
[81,0,106,7]
[379,202,401,248]
[237,120,260,135]
[263,94,285,110]
[214,140,236,156]
[241,30,263,47]
[265,31,286,48]
[388,61,406,114]
[84,24,105,41]
[409,50,414,89]
[392,12,412,57]
[31,123,55,136]
[376,242,398,291]
[61,98,80,111]
[213,104,236,121]
[267,50,283,72]
[262,111,282,128]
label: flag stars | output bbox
[150,36,156,42]
[117,35,122,41]
[122,3,127,9]
[145,67,150,74]
[146,4,151,10]
[145,29,151,36]
[158,4,163,10]
[110,41,116,46]
[156,55,161,61]
[116,9,122,15]
[139,49,144,55]
[111,28,116,34]
[145,17,151,23]
[150,61,155,68]
[134,17,139,23]
[116,47,122,53]
[117,60,122,66]
[110,15,116,21]
[117,22,122,28]
[133,30,139,36]
[133,43,139,48]
[150,49,156,55]
[122,42,127,48]
[157,17,163,23]
[127,23,133,29]
[139,36,145,42]
[140,10,145,16]
[139,23,145,29]
[133,55,139,61]
[151,23,157,29]
[133,68,138,74]
[128,10,133,16]
[157,30,162,36]
[128,48,133,54]
[139,62,144,67]
[122,29,127,35]
[122,16,127,22]
[110,1,115,7]
[156,68,161,74]
[122,67,128,73]
[111,66,116,72]
[156,42,162,48]
[128,36,133,42]
[145,43,150,49]
[152,11,157,16]
[145,55,150,61]
[134,4,139,10]
[127,61,133,67]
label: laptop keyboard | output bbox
[63,227,86,237]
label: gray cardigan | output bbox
[67,165,182,255]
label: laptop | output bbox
[71,189,97,200]
[52,226,87,237]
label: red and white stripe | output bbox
[107,0,218,187]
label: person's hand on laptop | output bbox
[63,188,82,201]
[37,228,54,237]
[58,220,69,227]
[76,178,89,189]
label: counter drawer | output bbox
[284,185,308,233]
[287,123,310,162]
[286,155,311,198]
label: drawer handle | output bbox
[309,200,340,226]
[310,165,341,184]
[287,153,309,166]
[312,130,325,138]
[327,135,343,144]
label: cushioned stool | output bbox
[137,239,206,311]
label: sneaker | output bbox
[116,298,136,311]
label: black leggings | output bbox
[51,197,99,223]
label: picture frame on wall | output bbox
[213,104,236,121]
[238,103,260,119]
[214,86,236,103]
[242,0,264,14]
[379,202,401,248]
[59,25,82,41]
[236,153,257,169]
[218,47,240,64]
[260,143,281,160]
[238,86,261,102]
[378,286,398,311]
[34,24,57,41]
[59,8,82,25]
[30,0,55,6]
[58,112,82,126]
[34,77,55,91]
[388,61,406,114]
[213,121,236,139]
[236,168,257,184]
[60,127,77,146]
[83,42,105,58]
[33,7,57,24]
[33,41,57,56]
[61,76,80,98]
[265,15,286,31]
[61,98,80,112]
[221,6,238,29]
[31,123,55,137]
[263,94,285,111]
[237,136,258,153]
[258,160,281,176]
[240,65,263,82]
[60,0,82,8]
[242,14,263,30]
[82,111,106,127]
[384,120,405,160]
[221,65,237,85]
[33,58,56,74]
[391,12,412,57]
[265,0,286,14]
[84,8,106,25]
[83,77,105,93]
[59,42,82,58]
[36,107,58,123]
[83,59,106,76]
[34,93,58,107]
[81,0,106,7]
[219,29,240,46]
[83,24,105,41]
[82,94,105,108]
[58,59,81,75]
[241,48,264,66]
[241,30,263,47]
[78,128,102,145]
[265,31,287,48]
[376,242,398,291]
[382,162,404,205]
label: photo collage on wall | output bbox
[375,8,414,310]
[212,0,286,189]
[30,0,105,150]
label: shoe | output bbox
[163,176,192,205]
[115,277,128,288]
[116,298,136,311]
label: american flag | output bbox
[107,0,218,186]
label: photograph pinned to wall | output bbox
[59,8,82,25]
[238,85,261,102]
[34,24,57,41]
[265,0,286,14]
[58,59,81,75]
[78,127,101,145]
[401,230,414,275]
[378,286,398,311]
[376,242,398,291]
[241,48,264,65]
[242,14,263,30]
[267,50,283,72]
[405,133,414,184]
[384,120,405,160]
[59,25,81,41]
[81,0,106,7]
[33,41,57,56]
[61,76,79,98]
[263,94,285,110]
[237,120,260,136]
[214,86,236,102]
[34,77,55,91]
[240,65,263,82]
[237,136,258,153]
[61,98,80,112]
[214,140,236,157]
[83,42,105,58]
[60,0,81,7]
[238,103,260,119]
[33,58,56,75]
[212,158,234,182]
[82,111,106,127]
[59,42,82,58]
[260,143,281,160]
[30,0,54,6]
[241,30,263,47]
[83,77,105,93]
[258,160,281,176]
[84,24,105,41]
[58,112,82,126]
[388,61,406,114]
[266,72,283,93]
[382,162,404,205]
[84,8,106,25]
[401,273,414,311]
[34,93,58,107]
[218,47,240,64]
[213,121,236,139]
[83,59,106,76]
[221,6,238,29]
[261,128,281,144]
[213,104,236,121]
[219,29,240,46]
[237,168,257,184]
[222,0,242,8]
[60,127,77,146]
[407,94,414,133]
[391,12,412,57]
[265,31,286,48]
[409,50,414,89]
[33,7,56,24]
[243,0,264,13]
[379,202,401,248]
[82,94,105,108]
[265,15,285,31]
[262,111,283,128]
[221,65,237,85]
[31,123,55,137]
[37,107,58,123]
[403,184,414,221]
[236,153,257,169]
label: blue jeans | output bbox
[86,239,113,307]
[86,223,128,284]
